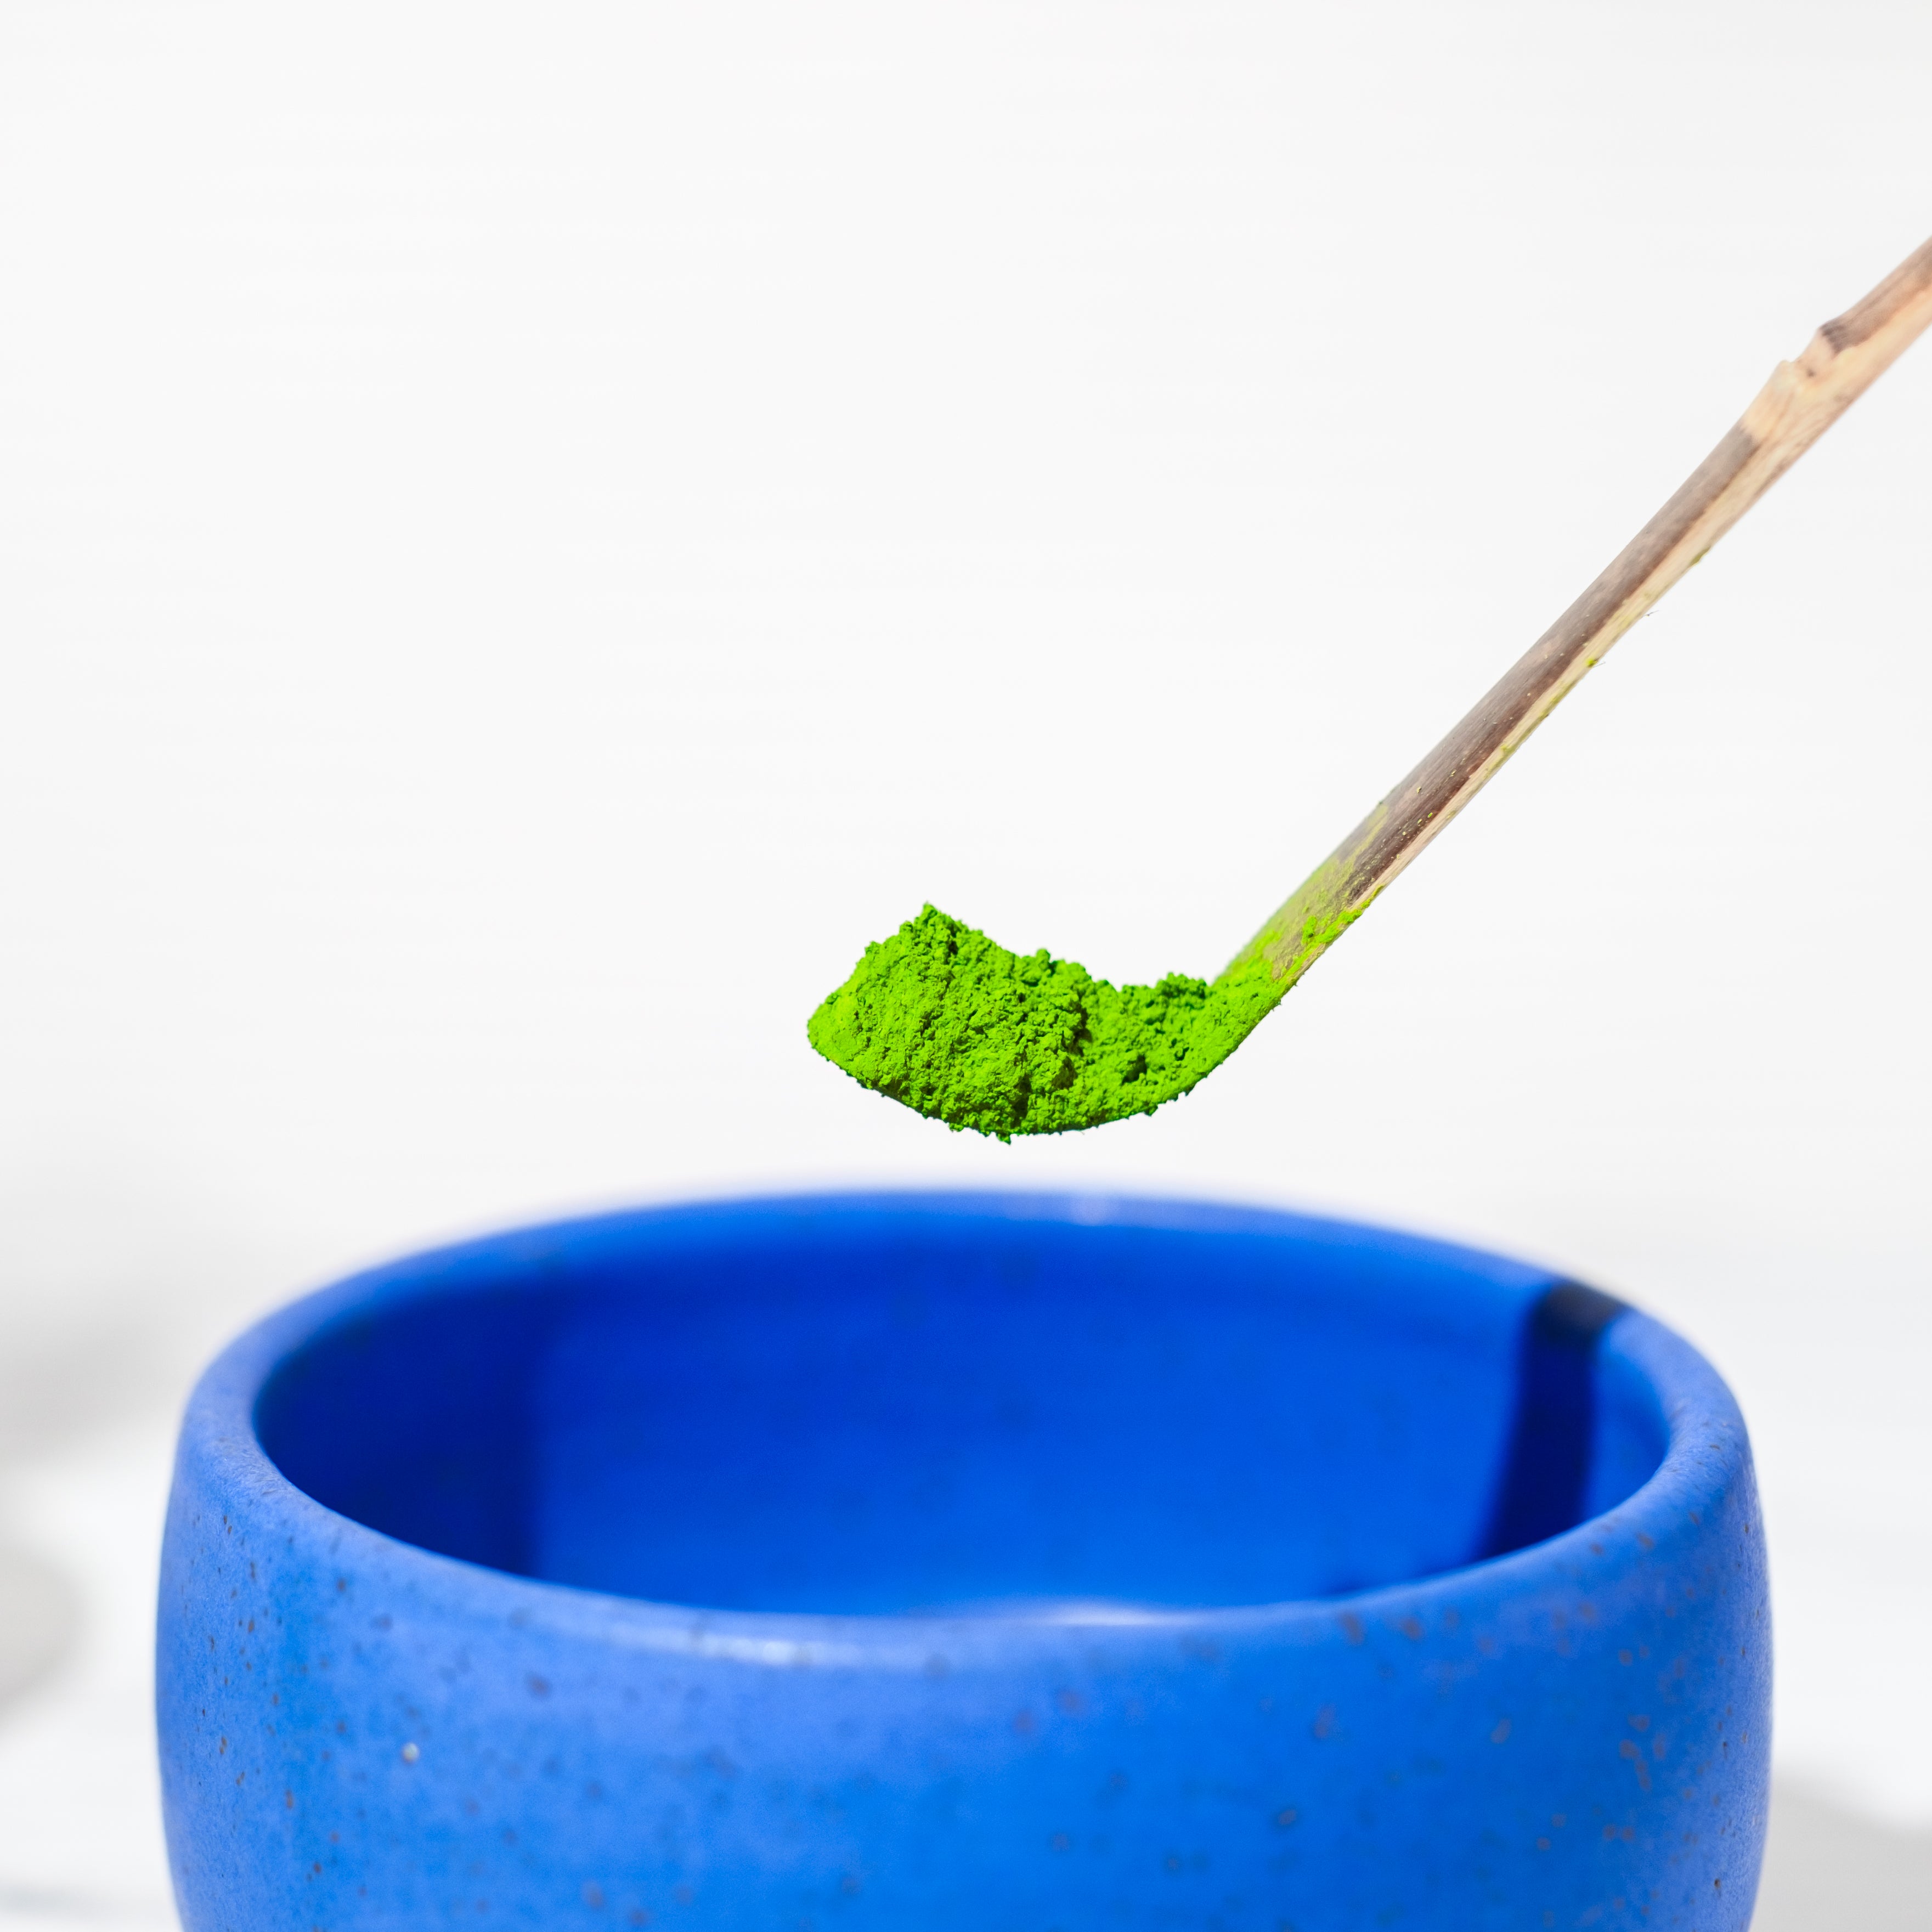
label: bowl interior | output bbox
[255,1206,1668,1614]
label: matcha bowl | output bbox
[157,1193,1769,1929]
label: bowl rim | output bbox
[176,1189,1753,1664]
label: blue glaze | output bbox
[157,1193,1770,1928]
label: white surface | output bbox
[2,0,1930,1912]
[0,1423,177,1930]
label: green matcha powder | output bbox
[806,905,1287,1140]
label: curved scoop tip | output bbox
[807,905,1268,1138]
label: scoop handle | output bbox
[1229,233,1932,991]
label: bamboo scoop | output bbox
[810,234,1932,1139]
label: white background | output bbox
[2,1,1929,1922]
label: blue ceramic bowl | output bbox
[157,1193,1770,1929]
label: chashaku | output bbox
[811,234,1932,1138]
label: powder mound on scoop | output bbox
[806,905,1274,1139]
